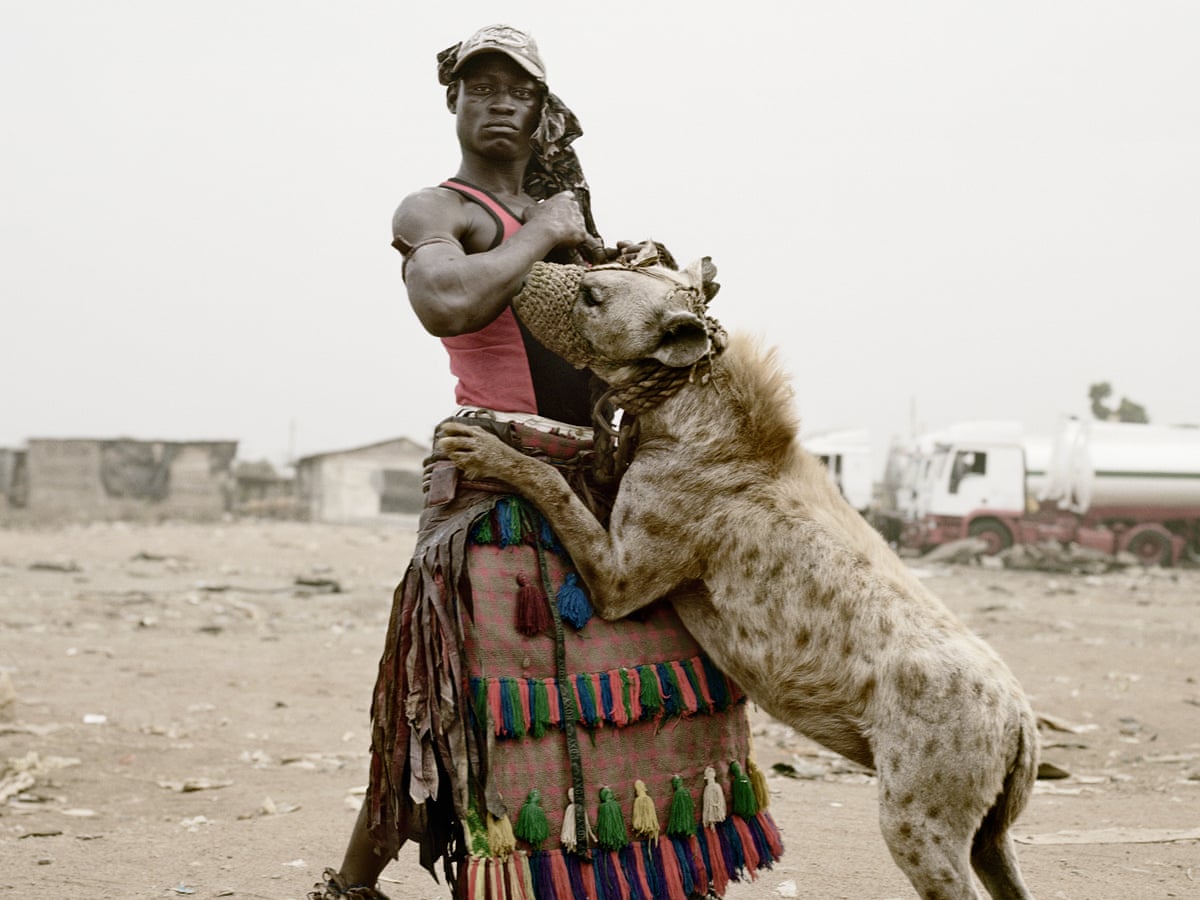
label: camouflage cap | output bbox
[450,24,546,82]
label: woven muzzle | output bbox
[512,261,594,368]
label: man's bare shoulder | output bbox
[392,185,471,254]
[392,185,465,233]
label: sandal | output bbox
[308,867,392,900]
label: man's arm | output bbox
[395,189,590,337]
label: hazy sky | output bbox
[3,1,1197,472]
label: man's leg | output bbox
[309,802,398,899]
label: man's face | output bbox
[454,54,544,161]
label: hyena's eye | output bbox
[580,285,603,308]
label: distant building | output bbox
[0,447,26,511]
[234,459,297,518]
[17,437,238,521]
[295,437,428,523]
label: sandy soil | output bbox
[1,519,1197,900]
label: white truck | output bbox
[899,418,1200,566]
[802,428,873,515]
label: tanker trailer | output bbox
[1039,418,1200,564]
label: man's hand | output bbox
[522,191,590,248]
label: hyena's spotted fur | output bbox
[439,261,1037,899]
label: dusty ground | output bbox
[1,519,1197,900]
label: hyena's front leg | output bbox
[436,422,674,619]
[437,422,611,553]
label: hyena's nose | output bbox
[652,311,710,368]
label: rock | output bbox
[921,538,989,565]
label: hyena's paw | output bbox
[436,423,521,481]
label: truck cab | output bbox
[905,440,1028,553]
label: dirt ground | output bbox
[1,519,1197,900]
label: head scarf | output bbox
[436,36,602,244]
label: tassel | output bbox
[514,790,550,850]
[698,654,731,710]
[501,678,522,738]
[566,854,588,899]
[489,856,505,897]
[599,671,616,724]
[580,859,599,900]
[665,775,695,837]
[556,573,593,629]
[657,664,680,717]
[730,761,758,819]
[617,670,633,725]
[701,766,726,826]
[703,826,729,897]
[561,789,579,851]
[758,810,785,859]
[518,678,532,733]
[503,855,523,900]
[637,665,662,716]
[531,679,551,738]
[560,788,595,852]
[656,837,689,900]
[631,780,659,841]
[591,672,607,727]
[516,852,536,900]
[594,850,617,899]
[627,668,643,720]
[669,837,695,896]
[467,858,483,900]
[679,658,710,713]
[617,847,644,900]
[472,677,489,730]
[747,758,770,812]
[487,680,504,737]
[548,850,574,899]
[731,814,761,874]
[680,835,707,897]
[669,661,698,713]
[515,572,553,636]
[717,819,743,877]
[576,673,599,727]
[465,805,490,857]
[498,497,522,547]
[487,811,517,860]
[631,843,655,900]
[539,515,558,552]
[472,510,494,544]
[640,841,662,899]
[745,813,775,871]
[596,786,629,850]
[595,849,627,900]
[547,679,563,727]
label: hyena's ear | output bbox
[700,256,720,302]
[652,241,678,270]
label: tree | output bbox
[1088,381,1149,423]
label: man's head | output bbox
[438,25,546,106]
[434,25,598,242]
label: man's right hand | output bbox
[522,190,590,251]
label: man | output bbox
[311,25,781,900]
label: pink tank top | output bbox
[438,180,538,414]
[434,179,592,425]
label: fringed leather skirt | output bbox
[365,411,783,899]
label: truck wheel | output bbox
[968,518,1013,555]
[1126,529,1172,566]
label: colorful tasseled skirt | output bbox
[366,415,783,899]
